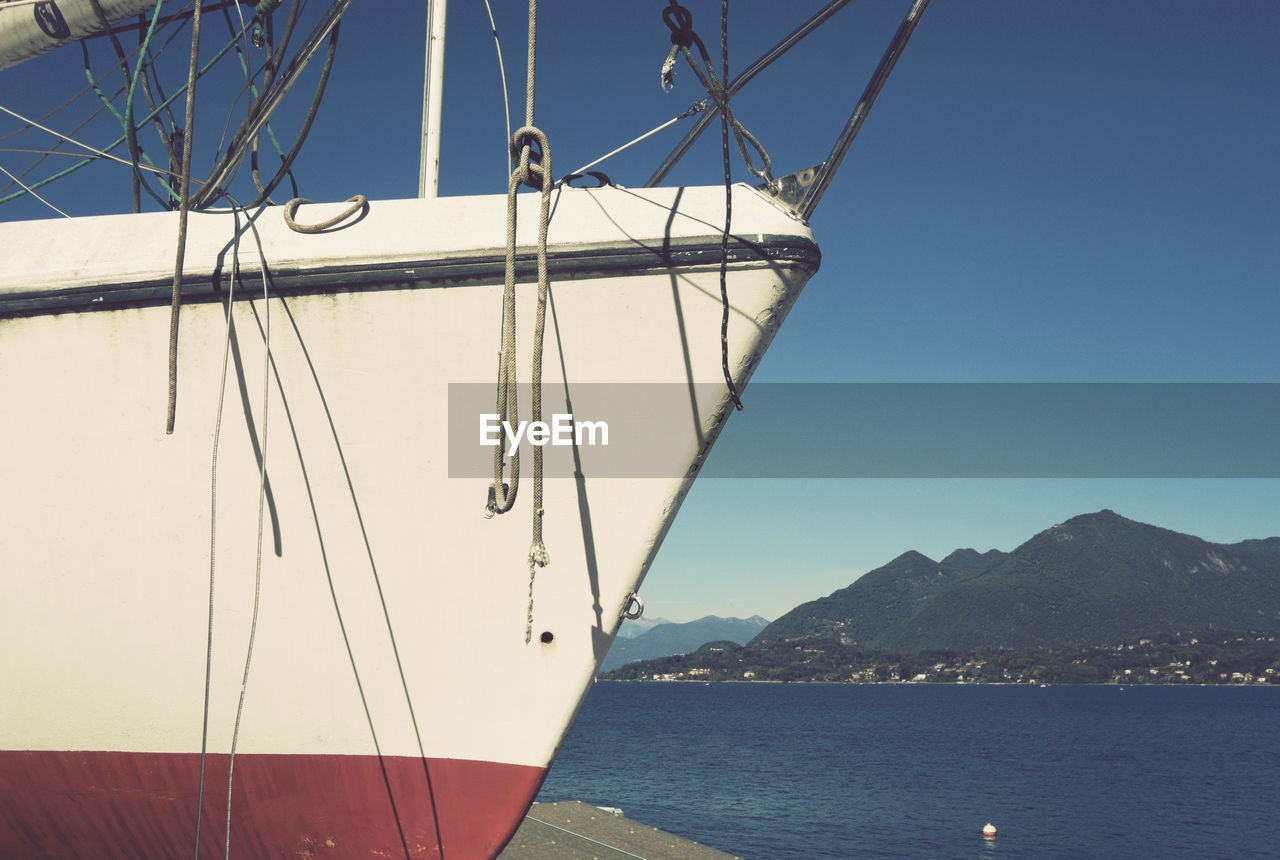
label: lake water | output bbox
[536,682,1280,858]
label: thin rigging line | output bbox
[0,104,174,172]
[0,163,69,216]
[274,294,446,853]
[482,0,513,179]
[223,209,274,859]
[0,10,270,207]
[525,815,652,860]
[252,301,416,858]
[193,202,243,860]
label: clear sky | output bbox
[3,1,1277,623]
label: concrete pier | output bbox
[499,801,741,859]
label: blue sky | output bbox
[3,1,1276,622]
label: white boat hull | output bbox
[0,185,817,857]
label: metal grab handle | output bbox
[621,592,645,621]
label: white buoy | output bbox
[983,823,998,839]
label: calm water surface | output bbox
[536,683,1280,858]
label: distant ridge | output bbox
[754,510,1280,652]
[602,615,769,672]
[614,616,673,639]
[1231,537,1280,558]
[757,547,1008,644]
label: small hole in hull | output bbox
[540,631,554,644]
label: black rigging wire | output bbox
[87,0,178,211]
[1,0,346,215]
[717,0,743,410]
[661,0,752,409]
[190,0,351,209]
[247,22,337,205]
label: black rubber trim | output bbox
[1,233,820,317]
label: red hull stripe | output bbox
[0,750,547,859]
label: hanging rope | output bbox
[166,0,203,435]
[486,0,553,644]
[711,0,742,412]
[715,0,741,410]
[660,0,766,410]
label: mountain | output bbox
[614,616,673,639]
[758,547,1006,643]
[601,615,770,672]
[1230,537,1280,559]
[755,510,1280,652]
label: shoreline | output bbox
[595,678,1279,688]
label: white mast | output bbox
[418,0,447,198]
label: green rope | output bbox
[221,0,291,197]
[124,1,168,206]
[79,43,173,209]
[0,18,256,207]
[250,0,283,48]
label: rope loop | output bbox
[498,0,555,642]
[511,127,545,165]
[282,195,368,233]
[662,4,696,48]
[511,125,551,192]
